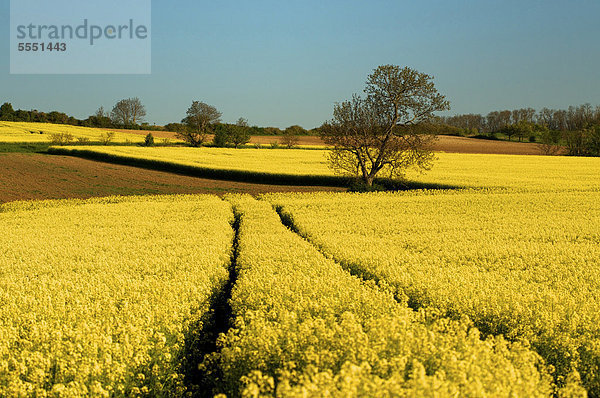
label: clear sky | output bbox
[1,0,599,128]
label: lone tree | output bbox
[110,98,146,126]
[282,125,305,148]
[0,102,15,121]
[179,101,222,147]
[230,117,251,148]
[320,65,449,186]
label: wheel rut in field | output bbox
[180,208,240,397]
[273,203,404,304]
[272,202,586,395]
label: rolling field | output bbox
[111,129,543,155]
[208,196,555,397]
[266,178,600,393]
[404,152,600,191]
[49,146,600,191]
[0,153,343,203]
[1,193,569,397]
[2,127,599,396]
[2,121,543,155]
[0,122,147,144]
[50,146,333,177]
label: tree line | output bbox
[2,92,599,157]
[439,104,600,135]
[436,105,600,156]
[0,98,156,131]
[0,99,314,140]
[169,101,305,148]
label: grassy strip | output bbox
[0,142,51,153]
[47,146,460,190]
[203,195,554,397]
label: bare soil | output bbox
[0,153,344,204]
[431,135,544,155]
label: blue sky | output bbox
[1,0,599,128]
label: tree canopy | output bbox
[178,101,222,147]
[321,65,449,186]
[110,98,146,126]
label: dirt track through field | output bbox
[0,154,344,203]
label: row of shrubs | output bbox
[48,131,304,150]
[48,132,171,147]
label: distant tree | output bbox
[560,125,600,157]
[263,127,283,135]
[213,119,252,148]
[537,108,554,129]
[230,118,251,148]
[14,109,30,122]
[179,101,222,147]
[321,65,449,187]
[539,128,562,156]
[514,120,534,142]
[0,102,15,121]
[249,125,266,135]
[282,125,303,148]
[96,106,107,118]
[588,125,600,156]
[164,123,186,133]
[110,100,131,125]
[512,108,536,124]
[111,98,146,126]
[308,126,322,135]
[99,132,116,145]
[144,133,155,147]
[286,125,306,135]
[563,130,587,156]
[84,114,112,128]
[212,124,230,147]
[47,111,69,125]
[236,117,248,128]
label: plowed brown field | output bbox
[0,154,343,203]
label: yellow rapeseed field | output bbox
[5,133,600,396]
[404,152,600,191]
[0,122,144,143]
[210,195,556,397]
[0,195,233,397]
[54,146,600,191]
[267,189,600,395]
[56,146,333,176]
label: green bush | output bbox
[48,133,75,145]
[144,133,155,147]
[99,132,115,145]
